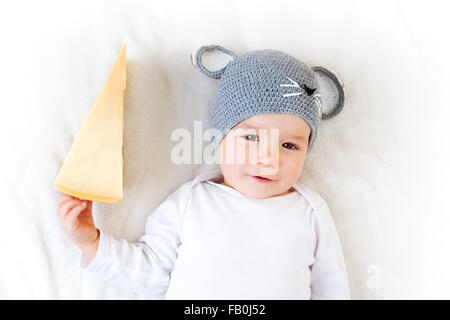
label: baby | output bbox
[56,45,350,299]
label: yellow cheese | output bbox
[54,44,127,203]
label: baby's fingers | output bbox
[66,202,87,230]
[59,199,80,218]
[56,194,82,212]
[56,194,71,211]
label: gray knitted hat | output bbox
[190,44,345,153]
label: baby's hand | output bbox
[56,194,99,261]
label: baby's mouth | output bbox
[249,175,273,183]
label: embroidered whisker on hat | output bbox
[190,44,346,153]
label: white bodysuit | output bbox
[80,169,351,299]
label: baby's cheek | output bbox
[284,156,306,180]
[219,138,249,165]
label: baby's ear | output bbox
[312,66,346,120]
[190,45,237,79]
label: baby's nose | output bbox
[257,143,279,167]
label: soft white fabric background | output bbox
[0,0,449,299]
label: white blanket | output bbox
[1,0,449,299]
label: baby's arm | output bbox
[309,201,351,299]
[55,182,191,297]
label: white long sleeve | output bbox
[80,181,191,297]
[309,201,351,299]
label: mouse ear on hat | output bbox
[312,66,346,120]
[190,44,237,79]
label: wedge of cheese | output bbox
[54,44,127,203]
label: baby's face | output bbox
[217,113,311,199]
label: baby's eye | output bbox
[244,135,259,142]
[282,142,298,150]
